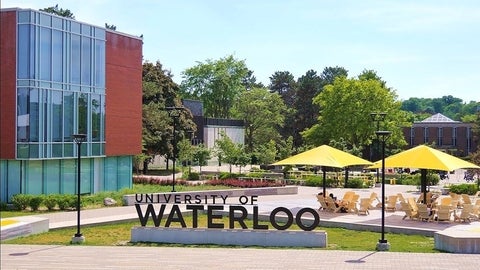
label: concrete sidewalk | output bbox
[2,184,480,269]
[2,244,480,270]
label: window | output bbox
[52,91,63,142]
[71,34,81,84]
[40,27,52,81]
[17,25,34,79]
[17,88,29,142]
[52,30,63,82]
[81,36,91,85]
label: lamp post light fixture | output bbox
[375,130,391,251]
[72,133,87,244]
[165,106,184,192]
[370,112,387,184]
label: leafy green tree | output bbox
[255,140,277,165]
[294,70,322,146]
[179,54,249,118]
[214,131,249,173]
[192,144,211,173]
[319,66,348,88]
[242,69,264,90]
[178,138,194,172]
[303,75,409,156]
[142,61,195,172]
[268,71,298,146]
[40,4,75,18]
[277,136,294,160]
[231,87,286,153]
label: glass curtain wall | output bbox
[16,10,106,160]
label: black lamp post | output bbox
[370,113,387,183]
[376,130,391,251]
[72,133,86,243]
[166,106,184,192]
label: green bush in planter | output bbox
[43,194,58,211]
[345,178,364,188]
[11,194,32,210]
[449,184,478,195]
[28,196,44,211]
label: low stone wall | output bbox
[0,216,49,241]
[123,186,298,206]
[434,225,480,254]
[131,227,327,247]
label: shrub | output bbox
[219,172,242,179]
[0,201,8,211]
[28,196,44,211]
[188,172,200,180]
[57,194,76,210]
[449,184,478,195]
[426,173,440,186]
[304,175,322,187]
[345,178,364,188]
[43,194,58,211]
[11,194,31,210]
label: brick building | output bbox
[0,8,143,202]
[403,113,477,157]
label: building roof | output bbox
[419,113,459,123]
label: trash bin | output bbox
[389,178,396,185]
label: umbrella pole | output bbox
[421,169,427,205]
[322,167,326,196]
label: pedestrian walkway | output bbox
[2,184,480,269]
[2,244,480,270]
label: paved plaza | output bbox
[2,168,480,269]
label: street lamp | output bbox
[376,130,391,251]
[166,106,184,192]
[72,133,86,244]
[370,113,387,183]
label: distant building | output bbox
[402,113,477,157]
[0,8,143,202]
[182,99,245,149]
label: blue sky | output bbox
[3,0,480,102]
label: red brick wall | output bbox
[105,31,143,156]
[0,11,17,159]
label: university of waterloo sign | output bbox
[134,193,320,231]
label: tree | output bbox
[142,61,196,173]
[242,69,264,90]
[294,70,322,146]
[268,71,298,146]
[105,23,117,30]
[192,144,211,173]
[319,66,348,88]
[255,140,277,165]
[40,4,74,18]
[179,54,249,118]
[214,131,241,173]
[303,75,409,157]
[178,138,194,173]
[231,87,286,154]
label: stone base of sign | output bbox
[434,223,480,254]
[131,227,327,247]
[0,216,49,241]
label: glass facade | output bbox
[16,10,106,159]
[0,9,134,202]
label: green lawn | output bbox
[1,215,439,253]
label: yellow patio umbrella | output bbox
[369,145,480,204]
[273,145,373,195]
